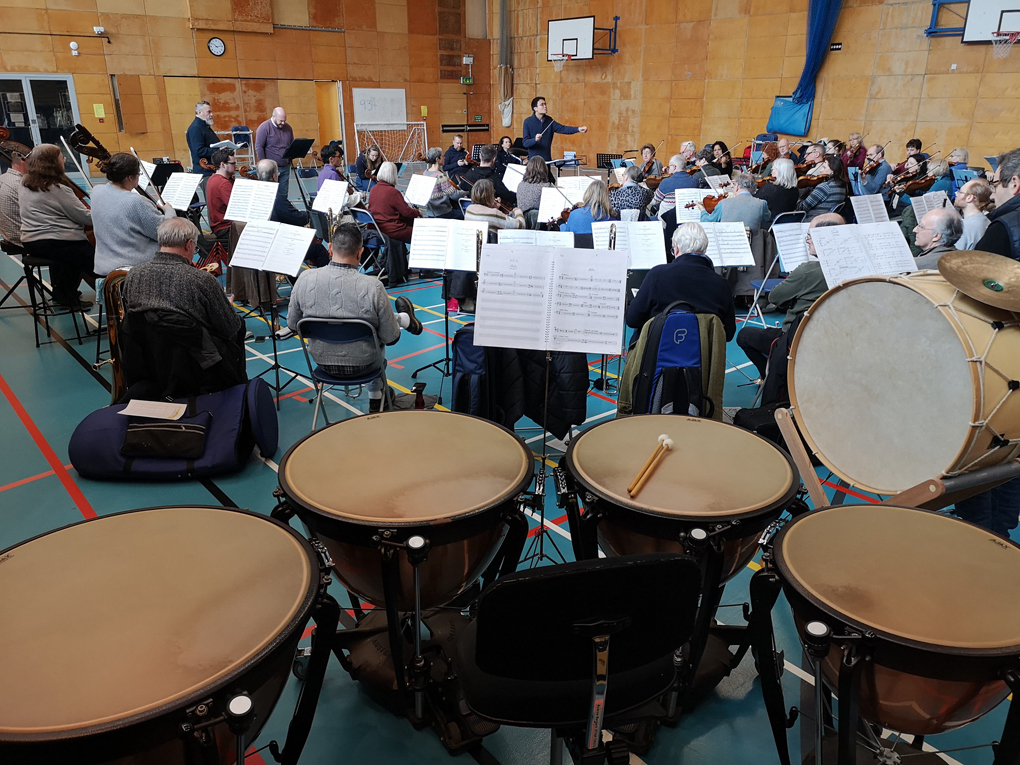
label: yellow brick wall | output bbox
[492,0,1020,167]
[0,0,491,173]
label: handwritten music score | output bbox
[772,222,811,272]
[312,179,349,214]
[502,164,526,193]
[159,172,202,210]
[475,246,627,355]
[230,220,316,277]
[702,222,755,267]
[812,222,918,287]
[408,218,488,271]
[850,194,890,225]
[403,174,437,207]
[591,221,667,270]
[673,189,712,222]
[224,178,278,222]
[497,229,575,247]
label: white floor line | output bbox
[522,507,573,540]
[244,344,363,416]
[423,318,445,325]
[726,361,754,374]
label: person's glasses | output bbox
[990,176,1010,188]
[227,161,236,165]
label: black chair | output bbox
[0,240,28,311]
[20,255,88,347]
[456,554,702,764]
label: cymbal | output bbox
[938,250,1020,312]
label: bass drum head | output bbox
[775,504,1020,653]
[0,506,315,738]
[789,277,975,494]
[280,411,532,524]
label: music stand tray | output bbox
[281,138,315,163]
[597,153,623,170]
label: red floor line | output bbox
[0,467,57,493]
[389,282,442,294]
[0,373,96,519]
[389,342,447,363]
[246,746,268,765]
[421,325,449,340]
[275,386,313,403]
[588,390,617,405]
[820,479,880,504]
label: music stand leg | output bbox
[248,268,303,409]
[411,272,453,405]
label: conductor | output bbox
[522,97,587,162]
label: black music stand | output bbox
[597,153,623,170]
[281,137,315,165]
[410,275,452,406]
[149,161,183,192]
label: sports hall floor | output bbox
[0,192,1014,765]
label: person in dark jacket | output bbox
[976,147,1020,260]
[443,134,470,178]
[626,222,736,341]
[256,160,328,269]
[186,101,219,177]
[521,96,587,162]
[754,158,799,221]
[457,144,518,208]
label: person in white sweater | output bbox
[91,152,175,277]
[18,144,94,309]
[953,178,992,251]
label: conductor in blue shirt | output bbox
[522,96,587,162]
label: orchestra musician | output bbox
[610,165,654,214]
[798,143,827,176]
[443,134,470,178]
[913,207,963,270]
[318,142,363,214]
[495,135,523,176]
[186,101,219,186]
[859,145,892,195]
[648,153,700,216]
[893,138,924,174]
[679,140,697,169]
[754,158,799,219]
[841,132,866,170]
[639,144,663,177]
[356,144,383,185]
[522,96,588,162]
[795,156,846,220]
[711,141,732,176]
[254,107,294,200]
[205,148,236,241]
[0,140,30,252]
[947,147,970,166]
[699,172,770,230]
[975,148,1020,263]
[953,178,992,249]
[456,144,518,208]
[256,158,328,272]
[692,147,721,188]
[514,156,554,224]
[422,147,466,220]
[762,138,792,176]
[560,180,618,235]
[366,160,420,286]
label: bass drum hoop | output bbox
[0,506,320,758]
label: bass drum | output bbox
[0,506,320,764]
[789,272,1020,495]
[774,504,1020,735]
[563,414,798,580]
[277,411,533,610]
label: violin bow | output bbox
[129,147,168,207]
[60,136,94,190]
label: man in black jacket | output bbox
[626,222,735,341]
[975,147,1020,260]
[443,134,469,178]
[456,144,518,208]
[186,101,219,180]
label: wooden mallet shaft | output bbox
[627,434,669,494]
[629,438,673,498]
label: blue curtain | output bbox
[792,0,844,104]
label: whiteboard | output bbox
[548,16,595,60]
[963,0,1020,42]
[351,88,407,128]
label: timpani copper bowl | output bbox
[562,415,799,581]
[276,410,533,611]
[773,503,1020,735]
[0,506,323,764]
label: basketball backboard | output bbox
[548,16,595,60]
[963,0,1020,42]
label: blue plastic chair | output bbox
[348,164,365,192]
[230,126,251,148]
[459,197,472,216]
[296,317,388,428]
[350,208,388,278]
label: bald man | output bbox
[913,207,963,270]
[255,106,295,199]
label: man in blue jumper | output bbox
[521,97,587,163]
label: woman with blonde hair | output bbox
[355,144,383,184]
[562,179,618,234]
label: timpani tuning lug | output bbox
[225,693,255,734]
[804,621,831,659]
[683,527,708,555]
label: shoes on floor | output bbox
[368,397,382,414]
[459,298,476,313]
[447,298,459,313]
[274,326,295,340]
[395,296,423,335]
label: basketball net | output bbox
[992,31,1018,59]
[551,54,572,71]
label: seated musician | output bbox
[626,222,735,341]
[736,213,844,379]
[495,135,523,175]
[443,134,470,178]
[457,144,518,208]
[711,141,733,176]
[893,138,923,174]
[913,207,963,270]
[514,156,554,219]
[0,140,29,254]
[975,147,1020,260]
[423,147,466,219]
[18,144,94,309]
[648,153,700,216]
[562,180,618,235]
[841,132,866,170]
[91,152,175,277]
[355,144,383,184]
[256,159,328,269]
[887,155,928,216]
[464,178,524,232]
[317,142,363,213]
[826,139,845,160]
[753,158,798,220]
[693,147,722,188]
[796,156,846,221]
[610,165,654,214]
[700,172,771,230]
[678,140,697,168]
[205,148,235,241]
[947,147,970,166]
[798,143,827,177]
[366,160,421,286]
[639,144,663,177]
[287,223,423,413]
[762,138,792,176]
[953,178,992,249]
[859,145,892,195]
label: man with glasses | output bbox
[975,147,1020,260]
[913,207,963,270]
[858,145,892,195]
[205,148,236,241]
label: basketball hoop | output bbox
[992,31,1018,58]
[551,54,571,71]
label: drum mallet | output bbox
[628,434,669,494]
[630,437,674,498]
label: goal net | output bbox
[354,122,428,164]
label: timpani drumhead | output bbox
[0,507,313,733]
[281,411,531,523]
[567,415,795,517]
[776,504,1020,651]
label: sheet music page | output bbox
[921,189,950,212]
[812,225,870,287]
[404,174,437,207]
[772,222,811,272]
[475,246,553,351]
[703,222,755,267]
[536,230,574,247]
[591,221,628,252]
[225,178,277,222]
[263,223,316,276]
[447,220,489,271]
[909,194,932,218]
[497,229,538,246]
[502,164,525,193]
[613,167,627,183]
[558,176,596,197]
[626,222,667,270]
[850,194,889,225]
[118,399,187,420]
[674,189,711,223]
[138,160,157,191]
[537,187,571,224]
[230,220,280,270]
[159,172,202,210]
[549,249,627,354]
[860,221,917,275]
[704,174,730,192]
[311,179,348,213]
[408,218,452,270]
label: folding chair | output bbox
[296,317,389,429]
[349,208,388,279]
[459,197,472,216]
[746,211,806,330]
[347,164,365,192]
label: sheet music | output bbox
[502,164,526,193]
[159,172,202,210]
[230,220,280,270]
[613,167,627,183]
[850,194,889,225]
[311,179,349,213]
[557,176,596,197]
[813,222,917,287]
[138,160,157,191]
[211,139,238,150]
[118,399,187,420]
[702,222,755,267]
[910,190,951,218]
[497,229,575,247]
[224,178,278,222]
[408,218,451,270]
[674,189,712,223]
[447,220,488,272]
[537,186,575,223]
[263,224,316,276]
[772,222,811,271]
[591,221,666,270]
[404,174,437,207]
[475,246,627,355]
[860,222,917,275]
[704,174,730,192]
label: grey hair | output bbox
[771,158,797,189]
[672,222,709,255]
[625,164,643,182]
[330,223,363,257]
[680,141,696,153]
[256,159,278,182]
[734,172,757,192]
[948,147,969,164]
[426,147,443,164]
[376,161,398,185]
[997,148,1020,187]
[195,100,210,114]
[668,154,684,168]
[158,217,200,249]
[695,147,714,163]
[927,208,963,247]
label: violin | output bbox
[861,141,891,176]
[756,175,775,188]
[685,194,727,214]
[550,202,583,230]
[797,173,830,190]
[794,159,819,176]
[749,142,779,175]
[642,172,669,191]
[684,164,701,176]
[896,174,936,196]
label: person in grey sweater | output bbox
[515,156,554,213]
[91,152,175,277]
[287,224,423,412]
